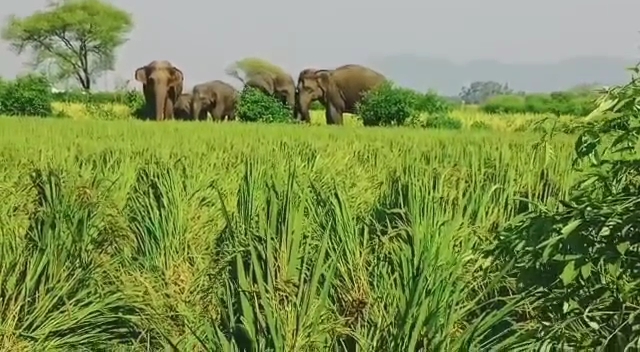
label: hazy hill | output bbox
[367,55,638,96]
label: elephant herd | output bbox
[133,60,387,125]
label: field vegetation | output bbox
[1,65,639,349]
[2,0,640,350]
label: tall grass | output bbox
[0,117,583,350]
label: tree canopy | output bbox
[225,57,288,84]
[1,0,134,91]
[459,81,514,104]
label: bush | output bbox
[310,101,324,110]
[236,86,292,123]
[0,74,53,116]
[470,120,491,130]
[481,95,526,114]
[422,113,462,130]
[480,91,598,116]
[356,81,419,126]
[415,90,453,115]
[51,89,142,105]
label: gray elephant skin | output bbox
[296,64,386,125]
[134,60,184,121]
[173,93,197,120]
[191,80,238,121]
[245,71,296,110]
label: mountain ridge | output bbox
[366,55,639,96]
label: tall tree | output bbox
[1,0,134,91]
[459,81,514,104]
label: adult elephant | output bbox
[245,71,296,109]
[134,60,184,121]
[191,80,238,121]
[174,93,196,120]
[296,64,386,125]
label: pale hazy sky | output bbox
[2,0,640,90]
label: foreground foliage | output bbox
[0,119,582,350]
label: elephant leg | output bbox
[227,109,236,121]
[325,104,343,125]
[211,104,225,122]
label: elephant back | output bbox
[331,64,386,106]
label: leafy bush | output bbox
[422,113,462,130]
[481,95,526,114]
[480,91,598,116]
[470,120,491,130]
[51,89,143,105]
[310,101,324,110]
[123,89,145,119]
[356,81,419,126]
[415,90,453,115]
[0,74,53,116]
[490,64,640,349]
[236,86,292,123]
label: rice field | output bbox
[0,116,587,350]
[50,101,581,132]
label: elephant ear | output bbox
[134,67,147,84]
[168,67,184,87]
[316,70,333,92]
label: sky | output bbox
[2,0,640,90]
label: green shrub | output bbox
[236,86,292,123]
[310,101,324,110]
[480,91,598,116]
[422,113,462,130]
[470,120,491,130]
[481,95,526,114]
[51,89,139,105]
[124,89,145,119]
[356,81,419,126]
[415,90,453,115]
[0,74,53,116]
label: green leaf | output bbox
[560,260,577,286]
[616,241,630,255]
[561,219,582,237]
[580,262,592,279]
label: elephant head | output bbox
[245,72,295,109]
[174,93,193,120]
[134,60,184,121]
[295,68,332,122]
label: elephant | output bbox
[245,71,296,109]
[296,64,387,125]
[134,60,184,121]
[191,80,238,121]
[173,93,198,120]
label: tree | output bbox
[459,81,513,104]
[1,0,133,91]
[225,57,287,84]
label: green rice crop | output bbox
[0,117,585,350]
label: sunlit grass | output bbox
[0,116,587,349]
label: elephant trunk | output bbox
[286,91,295,110]
[191,98,202,121]
[296,92,312,123]
[154,83,168,121]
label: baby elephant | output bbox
[191,80,238,121]
[173,93,199,120]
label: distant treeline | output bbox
[479,91,599,116]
